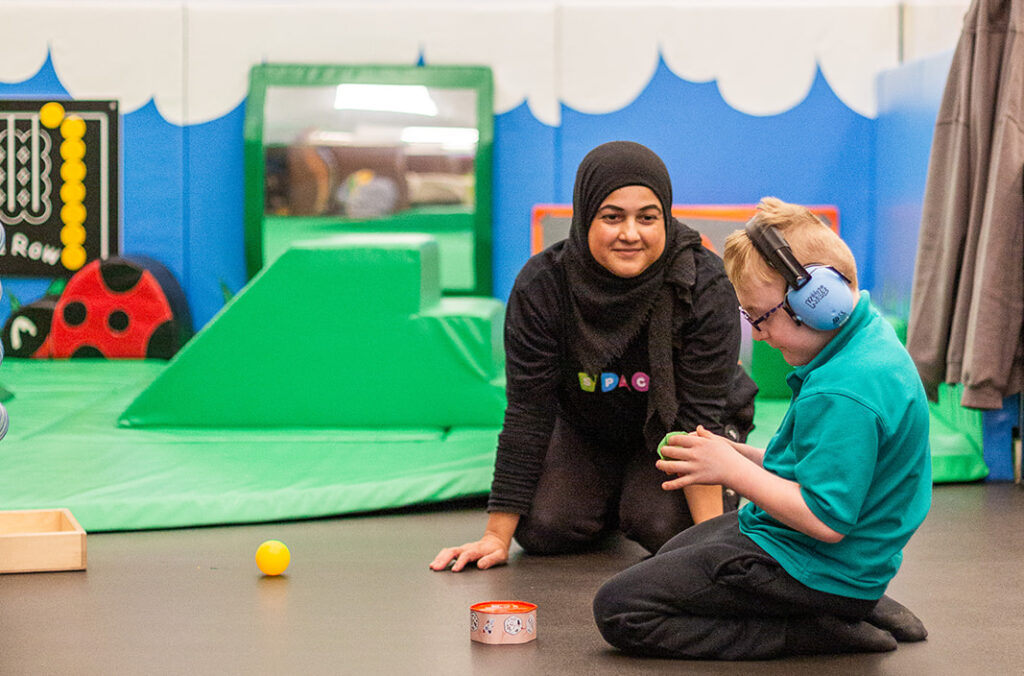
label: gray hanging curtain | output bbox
[906,0,1024,410]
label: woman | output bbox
[430,141,755,572]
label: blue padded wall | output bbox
[554,61,877,297]
[874,50,953,318]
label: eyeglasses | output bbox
[739,299,788,332]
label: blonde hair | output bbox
[723,197,858,294]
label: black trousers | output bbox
[592,510,878,660]
[514,418,737,555]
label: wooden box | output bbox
[0,508,87,573]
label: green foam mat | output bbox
[0,359,498,532]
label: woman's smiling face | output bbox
[587,185,666,278]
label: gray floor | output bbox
[2,482,1022,675]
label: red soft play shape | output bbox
[50,257,185,359]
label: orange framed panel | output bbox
[530,204,573,255]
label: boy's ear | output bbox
[782,302,803,327]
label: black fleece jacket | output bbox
[487,240,749,515]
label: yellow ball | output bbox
[39,102,65,129]
[61,203,86,228]
[61,160,86,183]
[60,115,86,140]
[61,224,86,247]
[61,138,85,162]
[255,540,290,576]
[60,180,86,204]
[61,245,86,271]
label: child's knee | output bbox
[592,577,619,622]
[593,576,678,657]
[592,577,634,646]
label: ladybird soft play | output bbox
[2,296,58,359]
[47,256,192,359]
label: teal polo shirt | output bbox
[738,291,932,600]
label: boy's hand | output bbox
[656,425,745,490]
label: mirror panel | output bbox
[244,64,493,295]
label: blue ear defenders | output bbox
[744,219,853,331]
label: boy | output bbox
[592,197,931,659]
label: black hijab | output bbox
[559,141,704,446]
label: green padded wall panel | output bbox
[263,211,476,292]
[120,234,506,428]
[928,382,988,482]
[750,340,794,399]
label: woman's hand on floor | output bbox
[430,534,509,572]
